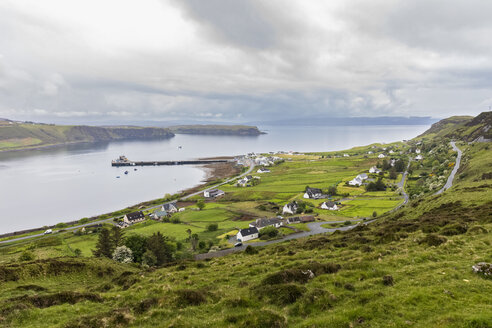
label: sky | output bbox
[0,0,491,124]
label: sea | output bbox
[0,124,430,233]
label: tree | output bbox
[382,159,391,171]
[206,223,218,232]
[389,168,398,180]
[196,200,205,210]
[113,246,134,263]
[259,226,279,239]
[111,226,124,248]
[93,228,114,258]
[190,233,199,252]
[147,232,176,265]
[73,248,82,257]
[142,250,157,267]
[124,234,148,263]
[395,159,405,172]
[327,185,338,196]
[372,211,378,218]
[366,178,386,192]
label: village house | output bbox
[378,154,386,158]
[415,155,423,160]
[152,210,168,220]
[161,202,179,213]
[416,149,421,154]
[257,168,271,173]
[287,216,301,224]
[349,173,368,186]
[321,201,338,210]
[304,187,324,199]
[300,215,315,223]
[123,211,145,225]
[249,217,283,230]
[282,201,298,215]
[369,166,381,174]
[203,189,225,198]
[237,227,259,242]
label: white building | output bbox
[321,201,338,210]
[369,166,381,174]
[282,201,298,215]
[203,189,225,198]
[378,154,386,159]
[415,155,423,160]
[237,227,259,242]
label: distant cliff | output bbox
[0,121,174,151]
[169,125,263,136]
[418,112,492,142]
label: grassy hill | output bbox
[418,112,492,142]
[0,114,490,327]
[0,121,175,151]
[168,125,263,136]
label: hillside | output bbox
[168,124,263,136]
[0,122,175,151]
[419,111,492,142]
[0,114,490,327]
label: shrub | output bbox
[372,211,378,218]
[171,217,181,224]
[259,226,279,239]
[206,223,218,232]
[253,283,306,306]
[420,234,447,246]
[226,309,287,328]
[383,275,394,286]
[134,297,159,314]
[112,246,134,263]
[73,249,82,257]
[343,220,352,226]
[19,250,35,262]
[175,289,207,307]
[468,226,488,235]
[244,245,258,255]
[441,223,468,236]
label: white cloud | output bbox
[0,0,490,123]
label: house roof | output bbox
[285,201,298,209]
[154,210,168,217]
[125,211,144,221]
[305,187,322,196]
[253,217,282,228]
[162,203,178,211]
[300,216,315,222]
[323,201,336,207]
[239,227,259,236]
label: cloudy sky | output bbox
[0,0,491,124]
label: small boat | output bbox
[124,171,129,175]
[178,146,182,149]
[134,168,137,171]
[116,176,120,178]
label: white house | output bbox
[237,227,259,242]
[321,201,338,210]
[369,166,381,174]
[161,202,179,213]
[257,168,271,173]
[282,201,298,215]
[343,154,350,157]
[389,150,394,154]
[249,217,283,230]
[304,187,323,199]
[203,189,225,198]
[357,173,368,180]
[415,155,423,160]
[416,149,421,154]
[367,151,373,154]
[378,154,386,159]
[348,177,363,186]
[123,211,145,225]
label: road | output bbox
[435,141,462,195]
[393,159,412,211]
[195,219,366,260]
[0,160,255,245]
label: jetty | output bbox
[111,155,230,167]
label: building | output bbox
[369,166,381,174]
[378,154,386,159]
[348,177,363,186]
[321,201,338,210]
[249,217,283,230]
[304,187,323,199]
[287,216,301,224]
[257,168,271,173]
[282,201,298,215]
[203,189,225,198]
[123,211,145,225]
[161,202,179,213]
[237,227,259,242]
[415,155,423,160]
[300,216,315,223]
[152,210,168,220]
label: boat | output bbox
[124,171,129,175]
[134,168,137,171]
[116,176,120,178]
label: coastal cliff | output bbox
[169,125,263,136]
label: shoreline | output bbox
[0,160,239,239]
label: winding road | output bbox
[435,141,462,195]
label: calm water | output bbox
[0,125,429,233]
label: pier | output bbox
[111,156,230,167]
